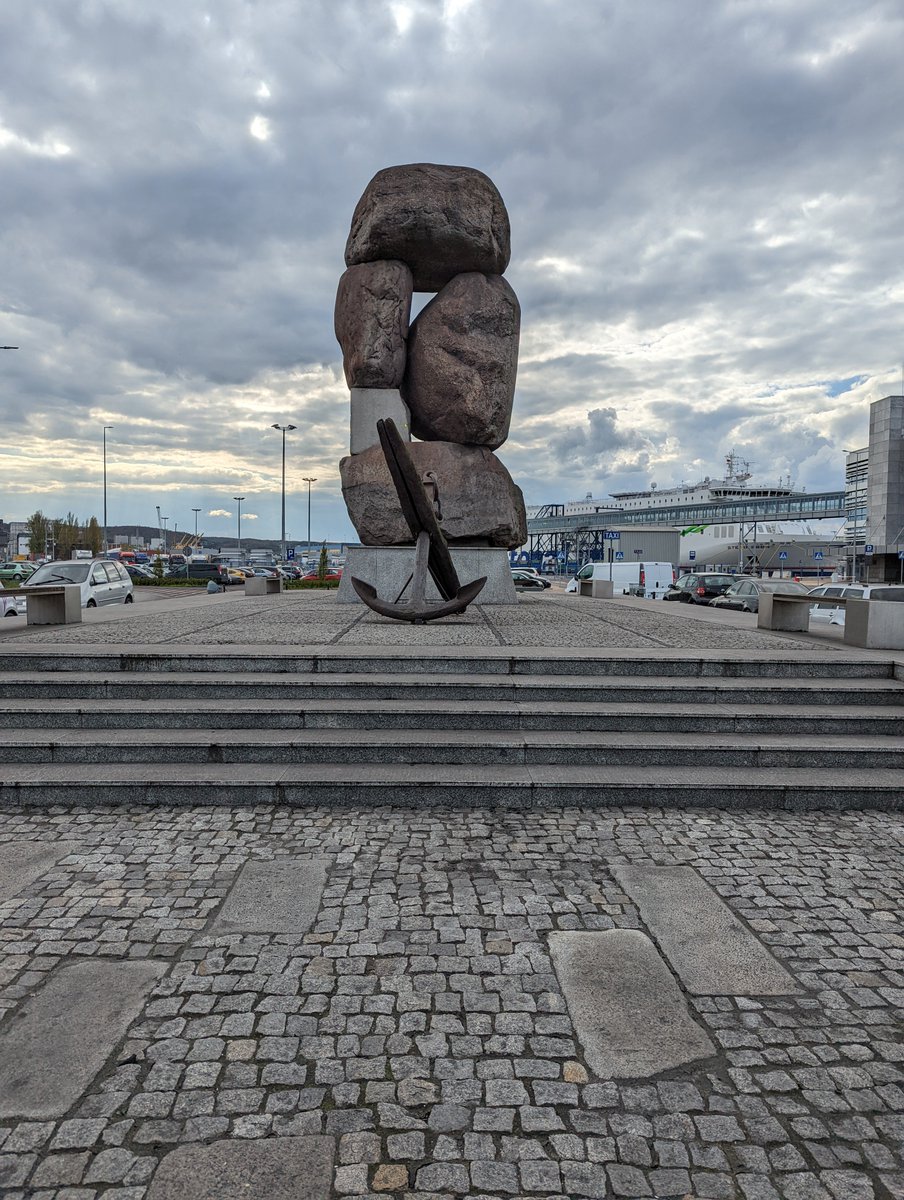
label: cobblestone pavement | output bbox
[0,591,839,651]
[0,803,901,1199]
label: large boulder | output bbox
[402,272,520,449]
[334,260,413,389]
[340,440,526,548]
[344,164,511,293]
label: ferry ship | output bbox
[527,453,846,572]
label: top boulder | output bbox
[344,163,511,293]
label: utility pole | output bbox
[102,425,113,553]
[302,477,317,562]
[234,496,245,563]
[271,424,296,564]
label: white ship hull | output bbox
[680,521,844,572]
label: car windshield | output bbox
[29,562,90,584]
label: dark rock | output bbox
[340,440,526,548]
[345,164,511,293]
[402,272,520,449]
[334,261,412,389]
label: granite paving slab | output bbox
[0,959,166,1119]
[209,856,331,934]
[147,1134,334,1199]
[548,928,717,1078]
[0,840,76,903]
[612,863,800,995]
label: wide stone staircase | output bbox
[1,646,903,809]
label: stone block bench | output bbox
[20,585,83,626]
[579,579,615,599]
[758,592,904,649]
[245,576,282,596]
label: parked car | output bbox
[0,581,26,617]
[303,569,343,583]
[166,562,232,586]
[664,573,747,605]
[125,564,155,580]
[24,559,134,608]
[711,578,808,613]
[251,567,280,578]
[808,583,904,626]
[225,568,248,586]
[512,569,551,590]
[0,561,37,583]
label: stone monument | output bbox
[335,163,526,616]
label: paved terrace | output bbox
[0,591,901,1200]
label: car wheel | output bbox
[86,599,97,608]
[5,610,17,617]
[124,594,134,604]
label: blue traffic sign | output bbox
[688,551,696,560]
[813,550,824,560]
[778,551,788,560]
[602,530,620,540]
[286,548,295,560]
[615,551,624,560]
[865,544,874,554]
[898,551,904,560]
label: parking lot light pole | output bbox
[102,425,113,553]
[192,508,201,539]
[233,497,245,563]
[271,424,296,564]
[302,477,317,562]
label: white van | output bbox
[566,561,675,599]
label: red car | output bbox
[303,569,342,583]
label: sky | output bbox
[3,0,903,548]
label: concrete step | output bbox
[0,647,894,680]
[1,671,902,706]
[1,697,902,734]
[1,763,901,810]
[4,727,904,769]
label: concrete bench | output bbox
[844,597,904,649]
[756,592,835,632]
[578,579,615,599]
[758,592,904,649]
[20,585,83,626]
[245,576,282,596]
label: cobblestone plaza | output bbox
[0,592,901,1199]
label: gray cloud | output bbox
[2,0,903,541]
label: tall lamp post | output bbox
[302,477,317,562]
[271,423,296,563]
[161,516,169,553]
[234,496,245,563]
[191,507,201,546]
[102,425,113,553]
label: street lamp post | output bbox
[234,496,245,563]
[102,425,113,554]
[192,508,201,546]
[302,477,317,563]
[161,517,169,553]
[271,423,296,564]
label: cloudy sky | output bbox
[3,0,903,547]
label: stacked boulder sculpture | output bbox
[336,164,527,558]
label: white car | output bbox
[24,559,134,608]
[0,581,26,617]
[808,583,904,626]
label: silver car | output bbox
[808,583,904,626]
[0,581,26,617]
[25,559,134,608]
